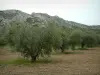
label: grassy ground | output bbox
[0,47,100,75]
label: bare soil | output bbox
[0,47,100,75]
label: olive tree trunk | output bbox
[31,56,37,62]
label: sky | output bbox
[0,0,100,25]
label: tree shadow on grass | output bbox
[64,51,84,55]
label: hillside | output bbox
[0,9,100,31]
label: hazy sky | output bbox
[0,0,100,25]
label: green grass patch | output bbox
[0,58,30,65]
[0,58,53,65]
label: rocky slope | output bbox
[0,9,99,30]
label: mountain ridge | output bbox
[0,9,100,28]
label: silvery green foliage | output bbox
[0,9,100,54]
[8,21,62,62]
[0,18,8,45]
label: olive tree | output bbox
[69,29,83,50]
[8,21,62,62]
[82,33,97,48]
[40,22,62,54]
[0,19,8,45]
[60,29,69,52]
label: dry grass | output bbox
[0,47,100,75]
